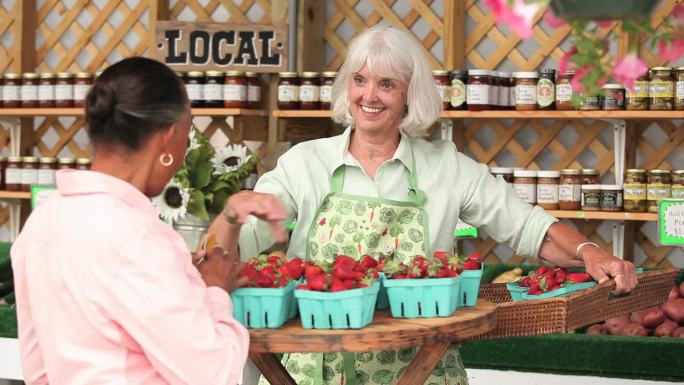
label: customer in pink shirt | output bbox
[11,57,286,385]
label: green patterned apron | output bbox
[260,157,469,385]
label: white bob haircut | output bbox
[331,24,442,138]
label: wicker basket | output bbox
[475,268,678,339]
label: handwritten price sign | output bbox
[659,199,684,245]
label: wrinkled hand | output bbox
[581,247,637,294]
[193,247,249,293]
[223,190,288,243]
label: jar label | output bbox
[74,84,91,101]
[556,84,573,102]
[623,183,646,200]
[559,184,581,202]
[672,185,684,199]
[55,84,73,100]
[647,183,671,199]
[224,84,247,101]
[515,84,537,105]
[248,84,261,102]
[450,79,466,107]
[436,84,449,103]
[581,192,601,209]
[278,85,299,102]
[5,167,21,184]
[466,84,489,105]
[514,183,536,204]
[490,85,499,106]
[536,79,555,107]
[676,81,684,101]
[21,168,38,185]
[320,85,332,103]
[299,85,319,102]
[498,85,509,108]
[537,184,559,204]
[186,84,202,101]
[509,87,516,107]
[21,85,38,102]
[38,169,56,186]
[649,81,674,98]
[626,81,649,98]
[600,192,623,209]
[38,84,55,100]
[3,85,20,101]
[602,92,625,109]
[204,84,223,101]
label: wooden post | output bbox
[444,0,466,70]
[297,0,325,71]
[150,0,170,51]
[265,0,290,170]
[622,120,640,262]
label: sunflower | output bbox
[152,180,189,222]
[211,144,249,175]
[187,128,201,151]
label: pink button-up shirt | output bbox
[11,170,249,385]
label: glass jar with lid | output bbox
[600,84,625,110]
[649,66,675,110]
[626,74,650,110]
[489,71,500,109]
[675,66,684,111]
[37,157,57,186]
[74,72,93,108]
[21,73,39,108]
[623,169,647,212]
[38,73,56,108]
[203,71,225,108]
[672,170,684,199]
[600,185,623,212]
[76,158,92,170]
[5,156,22,191]
[320,71,337,110]
[449,70,467,110]
[185,71,205,108]
[2,73,21,108]
[498,71,512,110]
[513,169,537,204]
[245,71,262,109]
[277,72,300,110]
[490,166,514,183]
[432,70,450,110]
[536,69,556,110]
[559,169,582,210]
[647,169,671,213]
[579,93,600,110]
[514,71,538,111]
[223,70,246,108]
[536,170,560,210]
[299,72,321,110]
[21,156,38,192]
[57,157,76,170]
[555,71,575,110]
[581,169,600,185]
[0,156,5,190]
[581,185,602,211]
[466,70,491,111]
[55,72,74,108]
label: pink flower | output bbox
[673,4,684,23]
[657,38,684,62]
[571,66,590,94]
[484,0,540,39]
[612,54,649,91]
[595,20,613,29]
[543,10,565,28]
[559,47,577,73]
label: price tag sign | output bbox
[31,185,57,209]
[658,199,684,245]
[454,219,478,238]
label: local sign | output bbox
[155,21,288,73]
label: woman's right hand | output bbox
[222,190,288,243]
[194,247,248,293]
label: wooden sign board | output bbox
[155,21,288,73]
[658,199,684,245]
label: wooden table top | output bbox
[249,300,497,353]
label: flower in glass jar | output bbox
[153,180,189,222]
[211,144,249,175]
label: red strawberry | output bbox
[360,255,378,270]
[566,272,592,283]
[296,284,310,290]
[407,264,424,278]
[305,265,323,280]
[519,276,532,287]
[468,252,483,262]
[307,274,329,291]
[267,255,282,266]
[342,279,356,290]
[433,251,450,263]
[537,265,550,275]
[330,278,347,292]
[549,284,561,291]
[358,276,374,288]
[333,264,365,280]
[554,269,567,283]
[462,260,481,270]
[333,255,357,269]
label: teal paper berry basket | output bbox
[376,272,389,310]
[519,281,598,300]
[459,264,484,307]
[231,280,298,328]
[506,281,528,301]
[384,276,461,318]
[295,281,380,329]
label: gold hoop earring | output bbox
[160,153,174,167]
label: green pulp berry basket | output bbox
[231,280,298,328]
[295,281,380,329]
[384,276,461,318]
[459,264,484,307]
[506,281,528,301]
[506,281,598,301]
[376,272,389,309]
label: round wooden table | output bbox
[249,300,497,385]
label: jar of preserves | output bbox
[672,170,684,199]
[21,73,39,108]
[74,72,93,108]
[222,70,246,108]
[675,66,684,111]
[649,66,675,110]
[581,169,600,185]
[466,70,491,111]
[185,71,205,108]
[200,71,223,108]
[57,157,76,170]
[0,156,5,190]
[600,185,623,212]
[432,70,450,110]
[510,72,517,109]
[514,71,538,111]
[490,166,514,183]
[37,157,57,186]
[55,72,74,108]
[38,73,56,108]
[513,170,537,204]
[536,69,556,110]
[581,185,602,211]
[450,70,467,110]
[320,71,336,110]
[21,156,38,192]
[601,84,625,110]
[299,72,321,110]
[626,74,650,110]
[537,170,560,210]
[498,71,512,110]
[647,169,671,213]
[5,156,22,191]
[2,73,21,108]
[624,169,647,212]
[555,70,575,110]
[277,72,300,110]
[76,158,91,170]
[559,169,582,210]
[579,93,600,110]
[245,71,262,109]
[489,71,500,109]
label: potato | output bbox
[654,319,678,337]
[630,309,646,324]
[671,327,684,338]
[641,308,666,328]
[604,315,630,335]
[621,322,648,336]
[585,324,606,335]
[669,285,681,300]
[661,298,684,323]
[680,282,684,298]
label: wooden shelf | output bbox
[272,110,684,119]
[273,110,332,117]
[0,108,266,117]
[547,210,658,221]
[0,191,31,200]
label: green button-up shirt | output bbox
[239,127,557,259]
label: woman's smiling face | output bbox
[348,64,408,135]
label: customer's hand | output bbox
[223,191,288,243]
[193,247,248,293]
[581,247,637,295]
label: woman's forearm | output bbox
[538,222,590,268]
[207,211,242,253]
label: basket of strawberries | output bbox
[506,265,597,301]
[231,253,304,328]
[294,255,380,329]
[456,252,484,307]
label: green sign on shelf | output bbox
[454,220,478,238]
[658,199,684,245]
[31,185,57,209]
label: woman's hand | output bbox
[580,246,638,295]
[193,247,248,293]
[222,191,288,243]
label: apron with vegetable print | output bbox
[259,157,469,385]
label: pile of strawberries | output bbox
[518,265,594,295]
[296,255,380,292]
[382,251,483,279]
[240,253,304,288]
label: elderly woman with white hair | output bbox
[212,24,637,385]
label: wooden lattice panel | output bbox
[639,0,684,68]
[0,0,20,73]
[323,0,445,70]
[169,0,272,23]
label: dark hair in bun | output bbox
[85,57,189,151]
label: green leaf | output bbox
[193,161,214,189]
[187,190,209,220]
[208,189,229,215]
